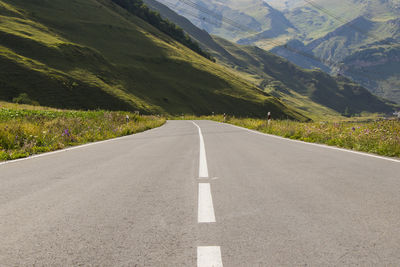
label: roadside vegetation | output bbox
[2,98,398,162]
[0,102,165,161]
[212,116,400,158]
[175,114,400,158]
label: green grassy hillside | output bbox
[0,0,307,120]
[143,0,237,63]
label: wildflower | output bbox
[62,129,70,137]
[352,127,355,131]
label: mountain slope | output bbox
[213,37,396,118]
[143,0,396,119]
[153,0,296,42]
[143,0,236,63]
[284,0,400,41]
[0,0,307,119]
[274,15,400,103]
[266,0,304,11]
[340,40,400,102]
[148,0,400,104]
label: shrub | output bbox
[12,93,39,106]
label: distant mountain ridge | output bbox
[277,0,400,104]
[153,0,296,42]
[154,0,400,104]
[144,0,397,119]
[143,0,235,62]
[274,15,400,103]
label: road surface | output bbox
[1,120,400,266]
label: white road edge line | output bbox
[192,121,209,178]
[197,246,223,267]
[222,122,400,163]
[0,122,168,166]
[198,183,216,223]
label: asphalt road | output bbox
[1,120,400,266]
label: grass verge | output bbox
[217,116,400,158]
[0,103,166,161]
[174,114,400,158]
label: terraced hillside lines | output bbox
[0,0,307,119]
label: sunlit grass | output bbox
[215,116,400,158]
[0,104,165,161]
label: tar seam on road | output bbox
[224,123,400,163]
[192,121,223,266]
[192,121,209,178]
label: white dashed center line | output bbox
[197,246,223,267]
[198,183,216,223]
[192,121,209,178]
[192,121,223,266]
